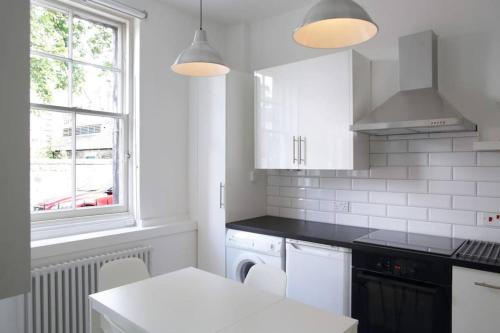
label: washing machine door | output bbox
[230,253,265,283]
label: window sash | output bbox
[30,0,132,223]
[30,49,122,73]
[30,106,130,222]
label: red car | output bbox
[34,188,113,211]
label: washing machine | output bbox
[226,229,285,283]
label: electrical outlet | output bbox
[333,201,349,212]
[480,212,500,227]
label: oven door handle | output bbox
[355,270,440,294]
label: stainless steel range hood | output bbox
[352,30,477,135]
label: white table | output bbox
[89,267,357,333]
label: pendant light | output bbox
[171,0,229,76]
[293,0,378,49]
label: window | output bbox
[30,0,132,223]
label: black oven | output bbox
[351,249,452,333]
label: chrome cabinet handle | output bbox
[474,282,500,290]
[300,136,306,165]
[219,182,225,208]
[293,136,298,164]
[298,136,302,165]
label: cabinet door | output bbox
[297,52,353,169]
[255,65,299,169]
[0,0,30,299]
[190,77,226,276]
[452,266,500,333]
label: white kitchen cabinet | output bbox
[254,63,300,169]
[189,72,267,276]
[254,50,371,170]
[452,266,500,333]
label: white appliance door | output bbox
[286,240,351,316]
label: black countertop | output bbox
[226,215,373,248]
[226,216,500,274]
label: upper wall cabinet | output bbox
[254,50,371,170]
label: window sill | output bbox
[31,220,197,261]
[31,213,136,241]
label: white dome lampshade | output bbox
[293,0,378,49]
[171,29,229,77]
[171,0,229,77]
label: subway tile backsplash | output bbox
[265,133,500,241]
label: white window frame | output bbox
[30,0,136,233]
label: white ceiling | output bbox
[158,0,317,24]
[156,0,500,31]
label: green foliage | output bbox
[30,4,115,104]
[45,149,63,159]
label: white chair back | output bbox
[99,257,150,291]
[244,264,287,297]
[98,258,150,333]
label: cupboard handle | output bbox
[300,136,306,164]
[298,136,301,165]
[219,182,225,208]
[474,282,500,290]
[293,136,298,164]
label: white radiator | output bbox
[25,246,151,333]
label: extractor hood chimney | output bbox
[352,30,477,135]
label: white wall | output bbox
[240,0,500,140]
[119,0,236,226]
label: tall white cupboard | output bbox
[189,71,266,276]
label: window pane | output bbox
[72,64,119,112]
[31,110,73,212]
[76,115,122,209]
[30,56,69,106]
[30,4,69,57]
[73,16,118,67]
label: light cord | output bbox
[199,0,202,30]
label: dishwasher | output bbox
[286,239,351,316]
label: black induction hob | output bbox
[354,229,465,256]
